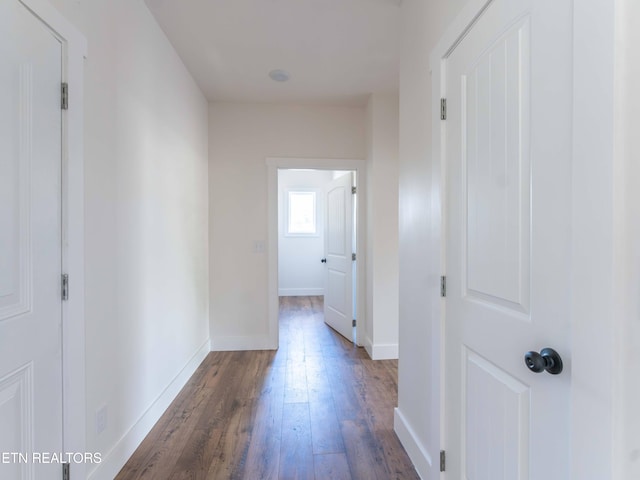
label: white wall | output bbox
[278,169,333,296]
[209,103,365,350]
[365,94,400,360]
[394,0,473,477]
[615,3,640,476]
[45,1,210,478]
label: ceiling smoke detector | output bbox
[269,69,290,82]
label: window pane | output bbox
[288,191,316,234]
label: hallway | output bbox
[116,296,418,479]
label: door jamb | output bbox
[18,0,87,475]
[266,157,367,349]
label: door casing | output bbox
[266,157,367,349]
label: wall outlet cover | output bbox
[96,405,108,434]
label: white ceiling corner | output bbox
[144,0,401,106]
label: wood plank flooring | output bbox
[116,296,419,480]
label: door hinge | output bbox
[440,450,446,472]
[352,186,357,194]
[352,253,356,261]
[62,462,70,480]
[61,83,69,110]
[352,319,356,327]
[62,274,69,301]
[440,275,446,297]
[440,98,447,120]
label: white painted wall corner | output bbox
[364,336,399,360]
[87,340,211,480]
[394,408,433,479]
[278,288,324,296]
[371,343,399,360]
[211,334,276,351]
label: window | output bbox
[287,190,317,235]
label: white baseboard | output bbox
[364,335,374,359]
[211,334,276,351]
[394,408,433,479]
[363,336,399,360]
[371,343,399,360]
[278,288,324,296]
[87,339,211,480]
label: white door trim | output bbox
[266,157,367,349]
[18,0,87,475]
[427,1,621,479]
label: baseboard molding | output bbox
[211,334,276,351]
[394,408,433,479]
[371,342,399,360]
[87,339,211,480]
[364,336,399,360]
[364,335,374,359]
[278,288,324,296]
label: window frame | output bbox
[285,188,319,237]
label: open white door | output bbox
[443,0,572,478]
[0,1,64,478]
[323,172,354,341]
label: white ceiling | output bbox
[144,0,401,106]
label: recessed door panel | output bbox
[464,349,529,480]
[327,269,347,316]
[327,187,346,256]
[0,365,34,479]
[464,18,530,315]
[0,64,33,321]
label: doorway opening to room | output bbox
[277,168,358,345]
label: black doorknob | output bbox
[524,348,563,375]
[321,258,327,263]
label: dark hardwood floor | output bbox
[116,296,419,479]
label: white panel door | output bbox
[444,0,572,478]
[0,1,64,478]
[323,173,354,341]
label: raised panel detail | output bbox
[327,187,346,256]
[463,349,529,480]
[0,363,34,480]
[463,18,530,315]
[327,269,346,315]
[0,63,33,322]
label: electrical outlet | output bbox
[96,405,108,435]
[254,240,265,254]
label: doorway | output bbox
[277,169,357,344]
[266,158,366,350]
